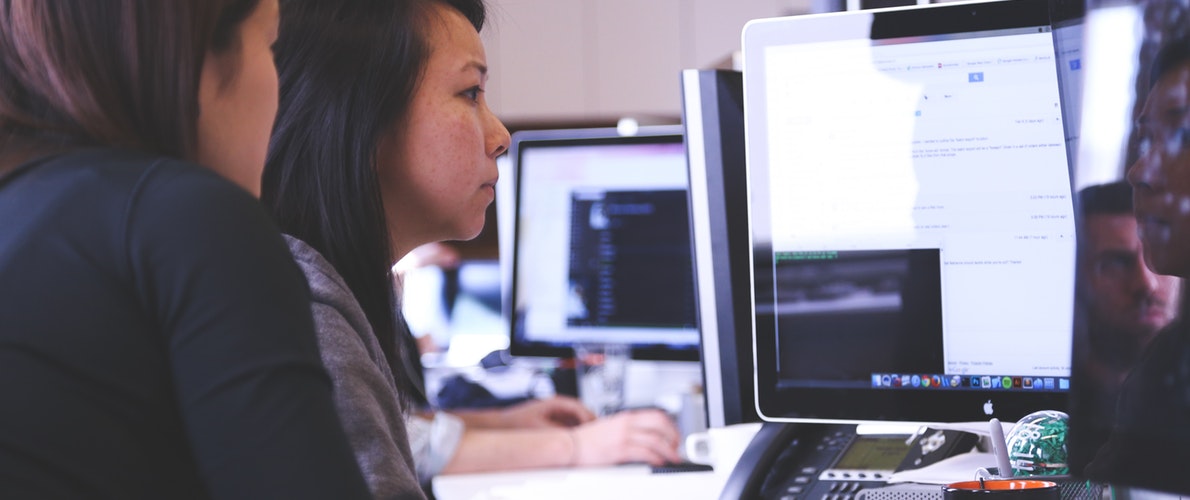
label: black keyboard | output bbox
[650,461,714,474]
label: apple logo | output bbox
[983,399,994,415]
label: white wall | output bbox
[481,0,810,124]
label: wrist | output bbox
[566,428,581,466]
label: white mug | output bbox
[683,422,763,469]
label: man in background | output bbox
[1077,180,1181,393]
[1071,180,1182,472]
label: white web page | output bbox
[762,31,1074,377]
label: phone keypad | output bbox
[764,426,892,500]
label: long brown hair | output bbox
[0,0,261,165]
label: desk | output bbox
[430,422,1014,500]
[433,422,763,500]
[433,464,729,500]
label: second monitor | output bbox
[742,0,1078,423]
[506,126,700,361]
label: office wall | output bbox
[481,0,808,125]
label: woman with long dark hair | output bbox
[264,0,682,495]
[0,1,370,497]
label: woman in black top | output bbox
[1082,35,1190,495]
[0,1,370,498]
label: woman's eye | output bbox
[463,86,482,102]
[1177,126,1190,151]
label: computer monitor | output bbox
[1066,0,1190,494]
[680,69,761,428]
[742,0,1078,424]
[506,126,701,361]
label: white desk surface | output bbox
[433,420,761,500]
[432,463,731,500]
[430,421,1018,500]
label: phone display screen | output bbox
[833,436,912,471]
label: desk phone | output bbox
[722,423,979,500]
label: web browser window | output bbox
[760,28,1074,383]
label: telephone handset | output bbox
[719,422,979,500]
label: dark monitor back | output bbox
[681,69,760,427]
[1066,0,1190,494]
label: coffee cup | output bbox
[683,422,763,470]
[942,479,1060,500]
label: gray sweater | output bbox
[286,236,426,500]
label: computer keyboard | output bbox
[650,461,714,474]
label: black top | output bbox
[1085,318,1190,494]
[0,149,372,499]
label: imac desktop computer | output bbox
[720,0,1084,497]
[742,0,1074,426]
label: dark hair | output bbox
[1079,180,1133,216]
[0,0,261,159]
[263,0,487,401]
[1150,35,1190,89]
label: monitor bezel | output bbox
[505,125,700,362]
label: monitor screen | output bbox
[506,126,700,361]
[743,0,1077,423]
[1066,0,1190,493]
[681,68,761,427]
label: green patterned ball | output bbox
[1006,409,1069,476]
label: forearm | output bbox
[447,396,595,430]
[448,408,509,429]
[439,428,573,474]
